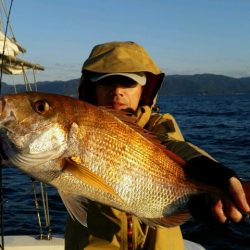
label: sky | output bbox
[2,0,250,82]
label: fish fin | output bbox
[140,212,190,228]
[101,107,186,166]
[242,181,250,205]
[58,190,88,227]
[63,157,123,202]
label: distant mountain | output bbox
[1,79,80,96]
[1,74,250,96]
[160,74,250,96]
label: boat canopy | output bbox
[0,31,44,75]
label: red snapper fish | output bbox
[0,92,249,227]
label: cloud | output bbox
[35,63,82,81]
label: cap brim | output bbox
[90,72,147,86]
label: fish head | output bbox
[0,92,76,180]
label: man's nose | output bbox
[112,84,124,95]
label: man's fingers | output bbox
[225,200,243,222]
[212,200,227,223]
[213,199,246,223]
[229,177,250,213]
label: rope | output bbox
[31,179,44,239]
[0,4,3,31]
[10,74,17,93]
[21,65,33,91]
[40,183,52,239]
[32,68,38,92]
[0,0,15,38]
[31,180,52,240]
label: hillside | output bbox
[160,74,250,96]
[1,74,250,96]
[1,79,79,97]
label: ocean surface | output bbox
[1,94,250,250]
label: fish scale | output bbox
[76,125,196,218]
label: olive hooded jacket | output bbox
[65,41,210,250]
[65,110,187,250]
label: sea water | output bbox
[158,94,250,250]
[1,94,250,250]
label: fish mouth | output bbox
[0,97,17,125]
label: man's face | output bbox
[95,76,143,111]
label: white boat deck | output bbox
[2,235,206,249]
[4,235,64,250]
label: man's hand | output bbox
[212,177,250,223]
[186,156,250,224]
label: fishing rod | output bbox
[0,0,14,249]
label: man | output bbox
[65,41,249,250]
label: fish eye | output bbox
[33,100,50,114]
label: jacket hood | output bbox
[78,41,165,107]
